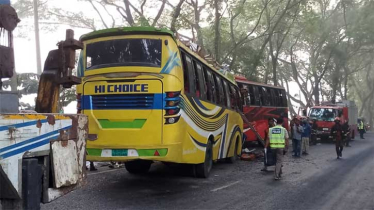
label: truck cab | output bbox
[309,100,358,141]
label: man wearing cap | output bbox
[265,118,289,180]
[331,117,344,159]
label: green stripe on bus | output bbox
[137,149,168,157]
[99,119,146,129]
[87,148,102,156]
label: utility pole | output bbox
[33,0,42,74]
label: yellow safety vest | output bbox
[269,125,286,148]
[359,121,364,129]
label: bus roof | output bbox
[177,40,237,85]
[235,76,285,90]
[80,27,175,41]
[80,27,237,86]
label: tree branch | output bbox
[152,0,167,26]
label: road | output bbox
[42,134,374,210]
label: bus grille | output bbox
[91,94,154,109]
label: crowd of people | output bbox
[264,115,367,180]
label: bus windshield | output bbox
[309,108,336,122]
[86,38,162,70]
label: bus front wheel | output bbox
[195,140,213,178]
[125,160,152,174]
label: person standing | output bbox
[262,118,276,172]
[358,119,365,139]
[290,116,297,152]
[342,119,351,147]
[265,118,289,180]
[331,117,344,159]
[292,118,303,157]
[301,119,311,155]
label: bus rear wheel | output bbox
[125,160,152,174]
[226,138,239,163]
[195,140,213,178]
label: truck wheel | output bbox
[125,160,152,174]
[226,138,239,163]
[195,140,213,178]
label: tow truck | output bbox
[308,100,358,141]
[0,3,87,210]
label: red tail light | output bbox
[166,91,180,98]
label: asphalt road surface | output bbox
[42,134,374,210]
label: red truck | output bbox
[308,100,358,141]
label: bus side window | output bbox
[281,90,287,107]
[193,61,206,99]
[278,89,283,106]
[181,52,189,93]
[278,90,283,107]
[230,85,238,110]
[181,52,195,94]
[205,68,215,103]
[241,84,250,106]
[271,89,279,107]
[214,75,224,106]
[253,86,261,106]
[229,85,235,109]
[248,85,255,105]
[236,86,243,111]
[222,80,231,108]
[267,88,274,106]
[262,87,269,106]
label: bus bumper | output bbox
[86,143,183,163]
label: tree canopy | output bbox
[8,0,374,125]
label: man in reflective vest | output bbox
[358,119,365,139]
[265,117,289,180]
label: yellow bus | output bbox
[77,27,243,178]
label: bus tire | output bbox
[125,160,152,174]
[226,137,239,163]
[195,140,213,178]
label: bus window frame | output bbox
[222,80,231,108]
[281,89,287,107]
[194,60,207,100]
[204,67,215,103]
[214,74,225,107]
[270,88,279,107]
[179,48,239,111]
[252,85,261,106]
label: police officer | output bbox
[262,118,276,172]
[265,117,289,180]
[358,118,365,139]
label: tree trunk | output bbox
[214,0,221,61]
[170,0,185,32]
[343,67,349,99]
[313,72,320,105]
[272,56,277,86]
[123,0,135,26]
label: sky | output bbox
[9,0,302,114]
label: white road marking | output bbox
[88,169,121,176]
[211,180,241,192]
